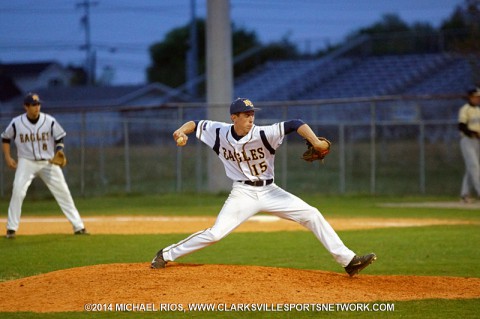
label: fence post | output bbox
[123,120,131,193]
[98,118,106,189]
[339,123,346,193]
[80,112,87,196]
[0,150,4,197]
[419,120,426,194]
[281,104,288,188]
[195,140,202,192]
[176,106,183,192]
[370,102,377,194]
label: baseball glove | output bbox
[302,137,331,162]
[49,150,67,167]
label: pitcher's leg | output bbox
[304,209,356,267]
[287,206,355,267]
[262,185,355,267]
[39,164,84,232]
[163,185,259,262]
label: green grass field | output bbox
[0,194,479,318]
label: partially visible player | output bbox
[458,87,480,203]
[151,98,376,276]
[2,93,88,238]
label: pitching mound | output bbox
[0,263,479,313]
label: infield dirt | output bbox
[1,215,478,235]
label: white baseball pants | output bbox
[6,158,84,232]
[162,182,356,267]
[460,136,480,197]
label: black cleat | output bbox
[151,249,167,269]
[5,229,16,239]
[74,228,89,235]
[345,253,377,277]
[460,195,474,203]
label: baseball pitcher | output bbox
[151,98,376,276]
[2,93,87,238]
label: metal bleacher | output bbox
[234,59,327,101]
[404,55,477,95]
[234,53,477,101]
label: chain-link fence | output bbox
[0,95,467,198]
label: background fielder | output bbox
[151,98,376,276]
[2,93,87,238]
[458,87,480,203]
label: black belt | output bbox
[238,179,273,187]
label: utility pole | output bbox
[77,0,98,85]
[206,0,232,192]
[186,0,198,97]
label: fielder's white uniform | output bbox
[162,120,356,267]
[1,112,85,232]
[458,102,480,197]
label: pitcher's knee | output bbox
[299,207,322,223]
[305,207,322,219]
[206,229,227,243]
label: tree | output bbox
[358,13,410,34]
[345,13,437,55]
[441,0,480,85]
[147,21,200,88]
[147,19,299,92]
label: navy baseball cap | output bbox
[24,92,42,105]
[467,87,480,97]
[230,98,260,114]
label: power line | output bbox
[0,2,190,14]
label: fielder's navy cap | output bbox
[24,92,42,105]
[230,98,260,114]
[467,87,480,97]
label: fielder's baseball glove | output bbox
[50,150,67,167]
[302,137,331,162]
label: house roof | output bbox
[4,82,190,112]
[0,61,61,77]
[0,75,22,101]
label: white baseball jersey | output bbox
[1,113,66,160]
[458,103,480,135]
[196,120,285,181]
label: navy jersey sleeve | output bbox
[284,119,305,134]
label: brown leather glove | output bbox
[302,137,331,162]
[49,150,67,167]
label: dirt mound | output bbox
[0,263,478,313]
